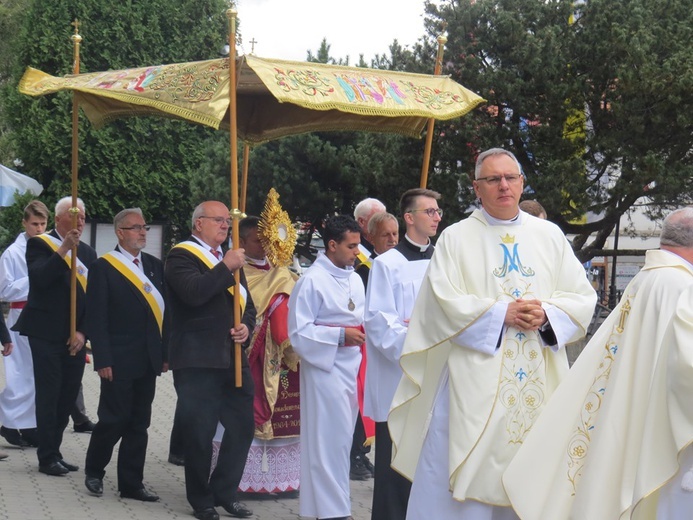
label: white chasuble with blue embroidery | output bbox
[389,209,597,506]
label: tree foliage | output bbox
[1,0,690,264]
[425,0,693,260]
[1,0,230,241]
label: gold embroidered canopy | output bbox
[19,55,485,144]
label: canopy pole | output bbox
[419,33,448,189]
[69,20,82,355]
[240,144,250,213]
[227,5,244,388]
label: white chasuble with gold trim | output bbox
[389,210,596,507]
[504,249,693,519]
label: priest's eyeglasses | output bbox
[119,225,151,232]
[409,208,444,218]
[199,216,233,226]
[476,174,522,186]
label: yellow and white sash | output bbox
[356,243,372,269]
[37,233,88,292]
[173,241,247,314]
[102,251,165,335]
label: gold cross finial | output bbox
[249,38,257,54]
[71,19,81,35]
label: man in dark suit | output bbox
[165,200,256,520]
[13,196,97,476]
[83,208,167,501]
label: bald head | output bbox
[191,201,231,248]
[660,207,693,264]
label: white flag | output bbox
[0,164,43,207]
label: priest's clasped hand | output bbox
[505,299,547,331]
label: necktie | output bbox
[133,258,140,268]
[210,249,221,260]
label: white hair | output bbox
[55,196,85,216]
[113,208,144,232]
[353,198,386,220]
[474,148,523,179]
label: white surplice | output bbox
[0,232,36,429]
[364,244,430,422]
[503,249,693,519]
[388,210,596,519]
[288,252,365,519]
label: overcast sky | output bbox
[235,0,433,62]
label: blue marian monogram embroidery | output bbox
[493,234,535,278]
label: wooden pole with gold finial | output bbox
[69,19,82,354]
[227,4,246,387]
[240,145,249,213]
[419,30,448,189]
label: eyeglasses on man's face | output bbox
[409,208,444,218]
[475,174,523,186]
[119,225,150,232]
[199,216,232,226]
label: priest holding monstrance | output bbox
[388,148,597,520]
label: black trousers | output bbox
[371,420,412,520]
[71,383,90,425]
[29,336,86,466]
[168,391,184,458]
[350,411,370,461]
[84,368,156,492]
[173,365,254,511]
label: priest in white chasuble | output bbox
[504,207,693,520]
[388,148,597,520]
[288,215,366,520]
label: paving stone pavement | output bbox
[0,362,374,520]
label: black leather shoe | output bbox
[216,501,253,518]
[120,488,160,502]
[38,461,69,476]
[19,428,39,447]
[349,457,371,481]
[85,476,103,496]
[74,420,96,433]
[1,426,29,447]
[168,453,185,466]
[59,459,79,472]
[193,508,219,520]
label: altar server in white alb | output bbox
[364,187,441,520]
[0,201,49,449]
[388,148,597,520]
[288,215,366,520]
[504,207,693,520]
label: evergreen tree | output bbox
[1,0,230,241]
[426,0,693,260]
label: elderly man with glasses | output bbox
[12,196,97,477]
[165,201,256,520]
[388,148,597,520]
[83,208,167,502]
